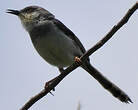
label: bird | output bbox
[7,6,132,103]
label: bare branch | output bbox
[81,2,138,60]
[20,2,138,110]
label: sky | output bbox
[1,0,138,110]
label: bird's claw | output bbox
[74,56,82,65]
[49,91,54,96]
[45,80,55,95]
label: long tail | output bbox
[82,62,132,103]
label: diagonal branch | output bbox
[20,2,138,110]
[81,1,138,60]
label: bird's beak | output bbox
[6,9,20,16]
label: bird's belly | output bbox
[34,34,82,68]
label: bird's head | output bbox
[7,6,55,31]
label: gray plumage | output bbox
[7,6,132,103]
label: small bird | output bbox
[7,6,132,103]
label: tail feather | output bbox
[82,62,132,103]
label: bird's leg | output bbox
[45,57,81,92]
[45,77,57,92]
[74,56,82,65]
[45,68,65,93]
[58,68,65,73]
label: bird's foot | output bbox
[74,56,82,65]
[45,78,56,91]
[45,78,57,95]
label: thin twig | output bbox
[81,1,138,60]
[20,2,138,110]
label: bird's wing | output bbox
[51,19,132,103]
[52,18,86,54]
